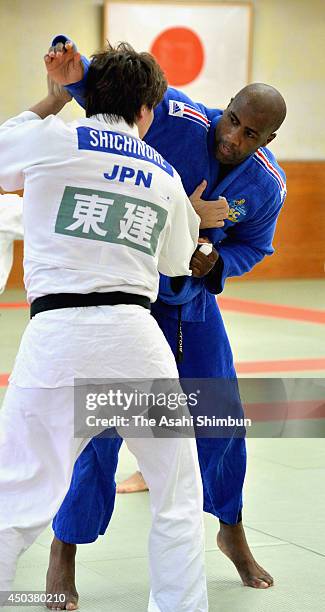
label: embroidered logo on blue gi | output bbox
[227,199,247,223]
[168,100,210,131]
[171,102,182,115]
[55,186,167,256]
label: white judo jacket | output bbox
[0,193,23,293]
[0,112,199,304]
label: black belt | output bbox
[176,304,184,363]
[30,292,150,319]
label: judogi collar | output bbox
[84,115,139,139]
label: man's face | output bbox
[214,98,275,165]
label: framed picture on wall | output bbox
[103,1,253,108]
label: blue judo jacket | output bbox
[145,88,286,321]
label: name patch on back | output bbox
[77,127,174,177]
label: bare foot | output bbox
[217,521,274,588]
[116,471,149,494]
[46,537,79,610]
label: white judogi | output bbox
[0,112,208,611]
[0,194,23,293]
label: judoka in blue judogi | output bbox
[46,38,287,598]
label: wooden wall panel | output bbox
[6,240,24,288]
[2,189,24,289]
[3,162,325,288]
[232,161,325,280]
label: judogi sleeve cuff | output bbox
[159,274,203,305]
[203,255,225,295]
[51,35,90,109]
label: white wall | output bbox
[0,0,324,159]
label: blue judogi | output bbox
[52,46,286,542]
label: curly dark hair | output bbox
[85,42,168,125]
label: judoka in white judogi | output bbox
[0,109,208,611]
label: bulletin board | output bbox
[103,1,253,108]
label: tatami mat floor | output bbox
[1,280,324,611]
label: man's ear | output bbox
[264,132,276,146]
[137,105,146,120]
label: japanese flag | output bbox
[104,2,252,108]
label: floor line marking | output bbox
[1,369,323,421]
[0,374,9,387]
[236,358,325,373]
[1,297,325,324]
[244,399,325,421]
[1,358,325,388]
[0,302,28,309]
[218,296,325,324]
[244,525,325,559]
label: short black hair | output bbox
[85,42,168,125]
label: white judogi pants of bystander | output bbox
[0,305,208,611]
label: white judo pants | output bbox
[0,305,208,611]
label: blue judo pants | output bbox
[53,296,246,543]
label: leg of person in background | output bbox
[153,296,273,589]
[116,469,148,493]
[47,437,123,608]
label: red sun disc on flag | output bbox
[150,27,205,86]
